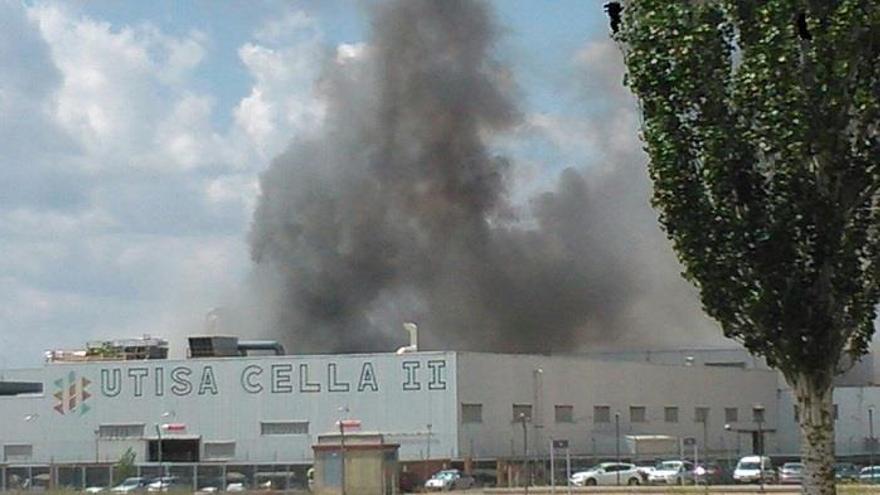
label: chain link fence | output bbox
[0,463,310,492]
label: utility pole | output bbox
[615,412,621,486]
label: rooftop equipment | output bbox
[188,336,286,357]
[45,335,169,363]
[188,336,241,358]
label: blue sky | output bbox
[0,0,724,368]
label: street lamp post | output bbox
[724,424,737,470]
[338,406,350,495]
[156,411,174,477]
[519,413,529,494]
[426,423,432,460]
[753,405,765,493]
[870,407,875,483]
[614,412,621,486]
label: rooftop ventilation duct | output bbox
[396,322,419,354]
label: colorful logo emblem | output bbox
[53,371,92,416]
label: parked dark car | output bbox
[834,463,859,483]
[398,471,419,493]
[694,463,730,485]
[471,469,497,488]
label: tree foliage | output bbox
[113,447,137,484]
[615,0,880,389]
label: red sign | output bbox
[336,419,362,432]
[162,423,187,432]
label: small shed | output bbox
[312,432,400,495]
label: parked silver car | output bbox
[110,478,149,493]
[648,460,695,485]
[424,469,475,491]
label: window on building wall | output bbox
[664,407,679,423]
[555,405,574,423]
[630,406,647,423]
[98,423,145,439]
[725,407,738,423]
[594,406,611,424]
[695,407,709,423]
[462,403,483,423]
[260,421,309,435]
[3,444,32,462]
[204,441,235,460]
[834,404,839,420]
[794,405,800,422]
[752,407,766,423]
[512,404,533,422]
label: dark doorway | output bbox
[148,439,200,462]
[751,431,764,455]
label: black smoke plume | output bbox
[248,0,719,353]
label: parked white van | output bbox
[733,456,776,484]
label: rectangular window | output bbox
[462,403,483,424]
[4,444,33,462]
[555,405,574,423]
[695,407,709,423]
[594,406,611,424]
[512,404,533,422]
[834,404,839,420]
[204,441,235,460]
[664,407,679,423]
[725,407,738,423]
[260,421,309,435]
[630,406,647,423]
[794,405,800,422]
[752,407,765,423]
[98,423,145,439]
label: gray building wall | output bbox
[0,352,457,465]
[2,350,821,466]
[455,352,779,461]
[776,386,880,458]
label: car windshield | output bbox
[433,471,456,480]
[121,479,141,486]
[783,463,803,471]
[659,462,682,470]
[739,462,761,470]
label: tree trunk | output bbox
[792,373,836,495]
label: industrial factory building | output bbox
[4,334,880,487]
[0,336,779,467]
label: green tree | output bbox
[612,2,879,494]
[113,448,137,485]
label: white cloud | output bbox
[0,2,330,366]
[233,11,326,161]
[29,4,218,173]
